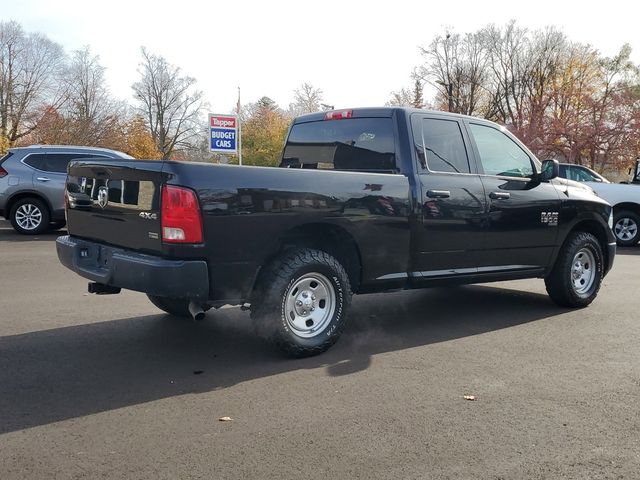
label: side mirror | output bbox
[540,159,559,181]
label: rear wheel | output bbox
[545,231,603,308]
[10,197,50,235]
[613,210,640,246]
[147,295,191,317]
[251,248,351,358]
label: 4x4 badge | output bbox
[97,186,108,209]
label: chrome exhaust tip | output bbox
[188,301,206,321]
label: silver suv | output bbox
[0,145,132,235]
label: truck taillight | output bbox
[324,110,352,120]
[161,185,203,244]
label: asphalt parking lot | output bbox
[1,219,639,479]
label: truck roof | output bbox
[292,107,484,125]
[10,144,130,156]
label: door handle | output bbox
[426,189,451,199]
[489,191,510,200]
[36,177,51,182]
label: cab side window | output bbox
[469,123,534,178]
[40,154,78,173]
[571,166,597,182]
[412,118,471,174]
[282,118,397,173]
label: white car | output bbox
[559,162,640,246]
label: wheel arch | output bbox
[563,219,611,273]
[4,190,53,220]
[612,202,640,216]
[253,222,363,294]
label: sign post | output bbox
[209,114,239,161]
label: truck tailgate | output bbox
[66,160,166,253]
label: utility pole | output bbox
[237,87,243,165]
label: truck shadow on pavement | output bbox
[0,284,564,434]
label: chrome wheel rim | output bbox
[571,248,596,295]
[284,272,335,338]
[15,204,42,231]
[614,217,638,242]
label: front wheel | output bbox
[613,210,640,246]
[251,249,352,358]
[545,232,603,308]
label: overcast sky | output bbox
[3,0,638,114]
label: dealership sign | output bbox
[209,114,238,154]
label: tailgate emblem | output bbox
[97,186,108,209]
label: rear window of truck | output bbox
[281,118,397,173]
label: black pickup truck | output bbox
[57,108,616,357]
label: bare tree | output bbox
[418,30,489,116]
[61,46,123,145]
[132,47,205,159]
[409,21,640,172]
[288,82,323,117]
[0,21,66,144]
[387,77,426,108]
[386,86,414,107]
[489,25,567,145]
[545,43,600,163]
[482,22,532,128]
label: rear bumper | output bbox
[56,235,209,300]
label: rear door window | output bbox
[41,153,109,173]
[412,117,471,174]
[282,118,397,173]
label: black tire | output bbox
[612,210,640,246]
[545,231,603,308]
[147,295,191,317]
[251,248,352,358]
[9,197,51,235]
[49,220,67,230]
